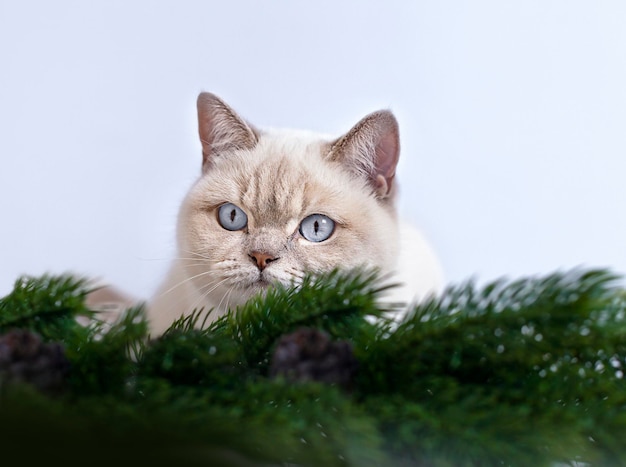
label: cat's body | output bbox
[148,93,443,335]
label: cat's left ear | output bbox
[328,110,400,198]
[197,92,259,173]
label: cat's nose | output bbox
[249,251,278,271]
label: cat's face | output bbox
[177,93,402,311]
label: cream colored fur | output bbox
[148,93,443,335]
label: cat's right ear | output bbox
[328,110,400,199]
[197,93,258,173]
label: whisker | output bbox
[181,249,215,261]
[173,257,220,262]
[176,261,222,268]
[158,269,222,297]
[187,277,231,318]
[216,284,237,314]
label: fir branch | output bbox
[361,268,625,397]
[138,328,249,389]
[65,305,148,395]
[356,268,626,465]
[2,269,626,465]
[163,307,218,336]
[363,395,591,466]
[0,384,299,466]
[211,268,393,372]
[0,274,94,340]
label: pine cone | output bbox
[269,328,358,390]
[0,329,70,395]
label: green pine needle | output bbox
[0,274,95,341]
[1,267,625,465]
[210,268,393,371]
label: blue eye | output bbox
[299,214,335,242]
[218,203,248,231]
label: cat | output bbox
[147,93,443,335]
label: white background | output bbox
[1,1,625,299]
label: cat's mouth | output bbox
[229,269,291,296]
[237,275,274,292]
[254,278,272,288]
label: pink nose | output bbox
[249,251,278,271]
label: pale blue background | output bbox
[1,1,625,298]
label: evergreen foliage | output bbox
[0,269,625,465]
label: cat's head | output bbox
[177,92,402,310]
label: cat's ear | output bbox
[197,92,258,172]
[328,110,400,198]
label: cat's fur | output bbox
[148,93,443,335]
